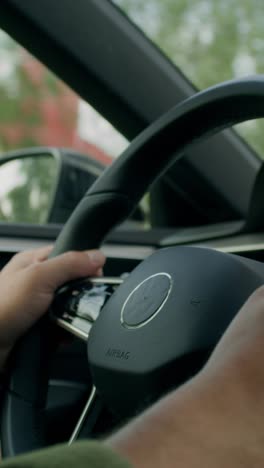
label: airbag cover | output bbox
[88,246,264,417]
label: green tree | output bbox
[0,32,63,224]
[114,0,264,157]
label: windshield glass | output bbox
[114,0,264,159]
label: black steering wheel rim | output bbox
[2,76,264,457]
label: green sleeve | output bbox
[1,441,132,468]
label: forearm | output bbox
[108,371,259,468]
[1,441,131,468]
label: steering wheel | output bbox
[2,77,264,457]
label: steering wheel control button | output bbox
[121,273,172,328]
[51,278,122,341]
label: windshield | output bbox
[114,0,264,159]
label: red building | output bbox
[0,51,112,166]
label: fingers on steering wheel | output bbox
[33,250,106,291]
[2,245,54,272]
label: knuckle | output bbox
[250,285,264,302]
[28,261,43,278]
[64,250,81,264]
[13,250,28,261]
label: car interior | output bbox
[1,0,264,460]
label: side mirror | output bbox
[0,147,104,225]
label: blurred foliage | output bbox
[114,0,264,157]
[0,30,75,154]
[0,156,57,224]
[0,32,65,224]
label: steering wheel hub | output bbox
[88,246,264,418]
[121,273,172,328]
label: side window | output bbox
[0,30,128,160]
[0,30,129,225]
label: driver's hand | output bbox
[0,246,105,368]
[110,286,264,467]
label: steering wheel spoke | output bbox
[51,277,123,342]
[69,385,102,443]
